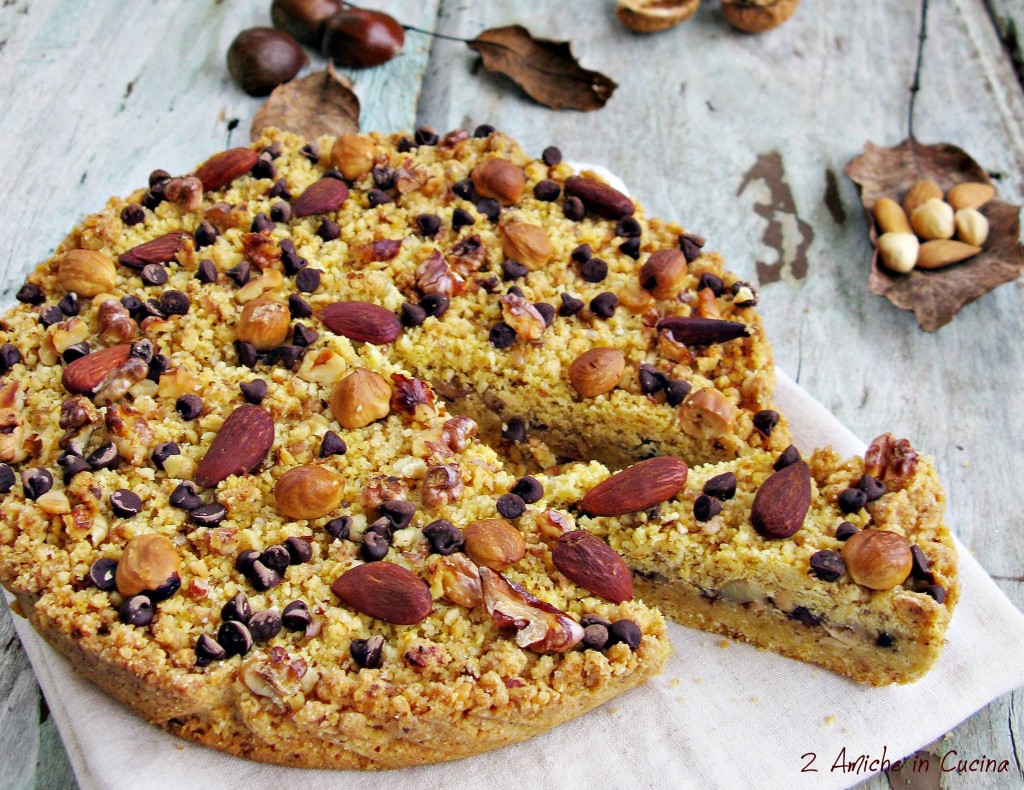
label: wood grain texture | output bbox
[0,0,1022,788]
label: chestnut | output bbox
[271,0,342,47]
[321,8,404,68]
[227,27,308,97]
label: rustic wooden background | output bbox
[0,1,1022,787]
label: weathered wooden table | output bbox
[1,1,1022,787]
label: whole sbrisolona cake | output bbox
[0,124,956,768]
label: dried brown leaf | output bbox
[250,64,360,142]
[467,25,616,112]
[844,138,1023,331]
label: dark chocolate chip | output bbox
[476,198,500,222]
[679,234,703,262]
[571,244,593,264]
[422,519,464,555]
[109,489,142,518]
[0,343,23,372]
[39,305,63,327]
[619,238,641,259]
[496,493,526,519]
[60,456,91,484]
[151,441,179,471]
[533,179,560,202]
[86,442,118,471]
[876,632,894,648]
[248,560,281,592]
[559,293,584,317]
[317,219,341,241]
[58,292,80,316]
[489,322,516,349]
[697,272,724,296]
[268,179,290,201]
[240,378,267,404]
[608,619,641,650]
[261,142,281,159]
[121,294,144,316]
[473,124,496,138]
[397,136,415,152]
[160,290,190,316]
[379,499,416,529]
[217,620,253,656]
[326,516,352,541]
[250,213,273,233]
[638,364,666,395]
[563,196,585,221]
[534,302,555,327]
[361,531,390,562]
[367,188,392,207]
[502,259,529,280]
[119,595,154,627]
[196,258,218,284]
[194,221,219,248]
[773,445,801,471]
[924,584,946,603]
[235,340,259,368]
[416,213,441,237]
[270,201,291,223]
[789,606,823,627]
[251,157,276,180]
[222,593,252,624]
[280,247,306,276]
[295,267,321,293]
[838,487,868,514]
[421,293,450,319]
[372,165,395,190]
[809,550,846,582]
[282,600,311,631]
[835,522,859,541]
[143,188,164,209]
[401,302,427,327]
[581,614,613,628]
[288,294,312,318]
[703,472,737,501]
[248,609,283,643]
[88,558,118,591]
[615,217,642,238]
[195,634,227,666]
[541,145,562,165]
[502,418,527,443]
[140,298,166,320]
[753,409,780,437]
[511,475,544,504]
[351,634,384,668]
[190,503,227,526]
[129,339,153,362]
[260,545,291,575]
[285,536,313,565]
[176,394,203,421]
[452,207,475,230]
[0,464,15,494]
[16,282,43,305]
[580,258,608,283]
[590,292,618,319]
[693,494,722,522]
[227,260,251,286]
[319,430,347,458]
[506,285,524,298]
[300,143,320,162]
[147,353,171,382]
[415,126,439,146]
[169,482,202,511]
[910,545,934,581]
[452,178,476,200]
[121,204,145,226]
[582,623,609,650]
[292,323,318,348]
[235,550,261,576]
[857,474,886,502]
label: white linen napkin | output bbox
[8,370,1024,790]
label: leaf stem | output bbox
[908,0,929,141]
[402,24,472,44]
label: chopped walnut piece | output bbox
[439,129,469,149]
[395,159,429,194]
[94,358,148,407]
[296,348,347,386]
[422,464,464,508]
[240,647,309,708]
[538,509,573,544]
[236,268,284,303]
[441,416,478,453]
[163,176,204,212]
[415,250,463,296]
[59,395,101,449]
[500,295,546,341]
[696,287,721,319]
[431,554,482,608]
[204,202,248,230]
[241,231,281,271]
[352,239,402,265]
[104,402,154,465]
[864,433,919,485]
[479,567,584,653]
[447,235,487,277]
[157,368,202,400]
[97,299,137,343]
[0,381,29,463]
[390,373,435,419]
[657,329,696,365]
[46,317,90,357]
[360,474,408,509]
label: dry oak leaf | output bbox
[844,138,1023,331]
[467,25,617,111]
[251,64,360,142]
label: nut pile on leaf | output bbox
[615,0,800,34]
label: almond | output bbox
[902,178,943,215]
[471,158,525,205]
[318,300,401,345]
[872,197,912,235]
[552,530,633,603]
[118,231,193,270]
[57,250,117,296]
[61,344,131,395]
[331,562,432,625]
[916,239,981,269]
[580,456,688,516]
[291,177,349,217]
[750,460,811,539]
[569,348,625,398]
[195,404,275,488]
[564,176,635,219]
[193,147,259,191]
[657,316,750,345]
[946,181,995,211]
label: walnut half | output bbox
[479,567,584,653]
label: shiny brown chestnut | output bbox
[270,0,342,47]
[320,8,405,68]
[227,27,308,97]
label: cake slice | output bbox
[546,434,957,685]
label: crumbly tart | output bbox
[548,434,958,685]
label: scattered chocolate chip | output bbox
[324,168,346,182]
[261,545,291,575]
[452,207,475,231]
[288,293,312,319]
[372,164,395,190]
[319,430,347,458]
[175,394,202,421]
[58,292,79,317]
[361,531,390,562]
[235,340,259,368]
[190,503,227,526]
[563,196,585,221]
[679,233,704,262]
[416,213,441,237]
[838,487,868,514]
[149,169,170,186]
[835,522,859,541]
[910,545,934,581]
[109,489,142,518]
[248,609,283,643]
[534,302,555,327]
[0,464,14,494]
[923,584,947,604]
[60,456,91,484]
[418,294,448,320]
[590,292,618,319]
[511,475,544,504]
[160,290,190,316]
[217,620,253,656]
[268,179,291,201]
[496,493,526,519]
[453,178,476,200]
[250,213,273,233]
[506,285,525,298]
[282,600,311,631]
[270,201,292,223]
[541,145,562,165]
[397,136,415,153]
[697,272,724,296]
[619,238,641,259]
[582,623,609,650]
[295,267,321,293]
[285,536,313,565]
[367,188,392,207]
[169,482,202,511]
[326,516,352,541]
[415,126,439,146]
[379,500,415,530]
[193,258,217,284]
[147,353,171,382]
[502,259,528,280]
[753,409,780,437]
[121,294,144,316]
[121,204,145,226]
[534,179,560,201]
[39,305,63,327]
[476,198,500,222]
[87,442,119,471]
[194,221,219,248]
[580,258,608,283]
[280,243,306,275]
[615,217,642,238]
[693,494,722,522]
[401,302,427,327]
[16,282,43,305]
[0,344,22,372]
[251,157,276,180]
[289,323,316,348]
[236,380,267,408]
[143,188,164,210]
[857,473,886,502]
[421,519,464,555]
[299,142,320,162]
[249,560,282,592]
[876,632,894,648]
[789,606,823,627]
[151,441,179,471]
[809,550,846,582]
[773,445,801,471]
[703,472,737,501]
[88,558,118,591]
[119,595,155,627]
[195,634,227,666]
[227,260,251,286]
[222,593,252,624]
[473,124,496,138]
[638,364,666,395]
[351,634,385,668]
[317,219,341,241]
[581,613,613,629]
[235,550,261,576]
[559,293,584,317]
[608,619,641,650]
[478,275,499,293]
[489,321,516,349]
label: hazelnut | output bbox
[910,198,955,241]
[330,134,377,181]
[330,368,391,429]
[569,348,625,398]
[274,464,344,520]
[464,518,526,571]
[433,553,482,608]
[115,533,181,601]
[57,250,117,297]
[876,232,919,274]
[954,208,989,247]
[499,221,553,271]
[639,248,687,299]
[472,158,526,205]
[237,297,291,350]
[841,530,913,590]
[320,8,405,68]
[227,27,308,97]
[678,387,735,439]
